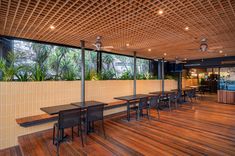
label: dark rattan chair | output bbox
[85,104,106,138]
[130,97,149,120]
[148,96,160,119]
[53,108,84,156]
[159,94,172,111]
[168,93,178,109]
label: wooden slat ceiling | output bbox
[0,0,235,60]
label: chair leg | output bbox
[102,120,106,139]
[77,125,80,137]
[168,101,171,111]
[137,109,140,120]
[147,108,150,120]
[80,124,84,147]
[156,107,160,120]
[56,128,60,156]
[86,122,89,135]
[53,125,55,145]
[71,127,74,141]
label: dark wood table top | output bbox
[149,91,176,95]
[171,88,192,92]
[41,101,106,115]
[40,104,78,115]
[71,100,106,108]
[114,94,150,101]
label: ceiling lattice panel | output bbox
[0,0,235,60]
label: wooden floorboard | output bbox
[17,95,235,156]
[0,146,22,156]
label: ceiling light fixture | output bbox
[185,26,189,31]
[200,38,208,52]
[164,53,167,56]
[184,58,187,60]
[148,49,151,52]
[50,25,55,30]
[126,43,130,47]
[219,50,223,54]
[158,10,163,15]
[225,54,227,56]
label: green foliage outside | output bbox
[165,73,178,80]
[0,40,154,81]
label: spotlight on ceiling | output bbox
[50,25,55,30]
[185,26,189,31]
[126,43,130,47]
[219,50,223,54]
[164,53,167,56]
[158,10,163,15]
[148,49,151,52]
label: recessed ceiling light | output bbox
[148,49,151,52]
[225,54,227,56]
[219,50,223,54]
[164,53,167,56]
[158,10,163,15]
[50,25,55,30]
[185,26,189,31]
[184,58,187,60]
[126,43,130,47]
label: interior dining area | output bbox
[0,0,235,156]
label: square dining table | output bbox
[40,104,79,115]
[114,94,151,121]
[149,91,176,95]
[40,100,107,140]
[71,100,107,108]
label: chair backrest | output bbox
[58,108,82,129]
[168,93,177,100]
[186,89,194,97]
[139,97,149,109]
[86,104,105,122]
[176,91,182,97]
[191,88,196,97]
[149,96,159,108]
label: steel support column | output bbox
[162,58,165,95]
[81,40,85,103]
[133,51,137,95]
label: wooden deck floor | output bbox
[16,96,235,155]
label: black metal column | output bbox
[97,51,102,74]
[80,40,85,103]
[158,60,162,79]
[162,58,165,95]
[133,51,137,95]
[178,72,182,91]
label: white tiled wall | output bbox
[0,80,177,149]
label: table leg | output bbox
[127,101,130,121]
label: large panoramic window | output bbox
[13,40,97,80]
[0,38,151,81]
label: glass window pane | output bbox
[13,40,97,80]
[102,53,134,79]
[136,58,150,79]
